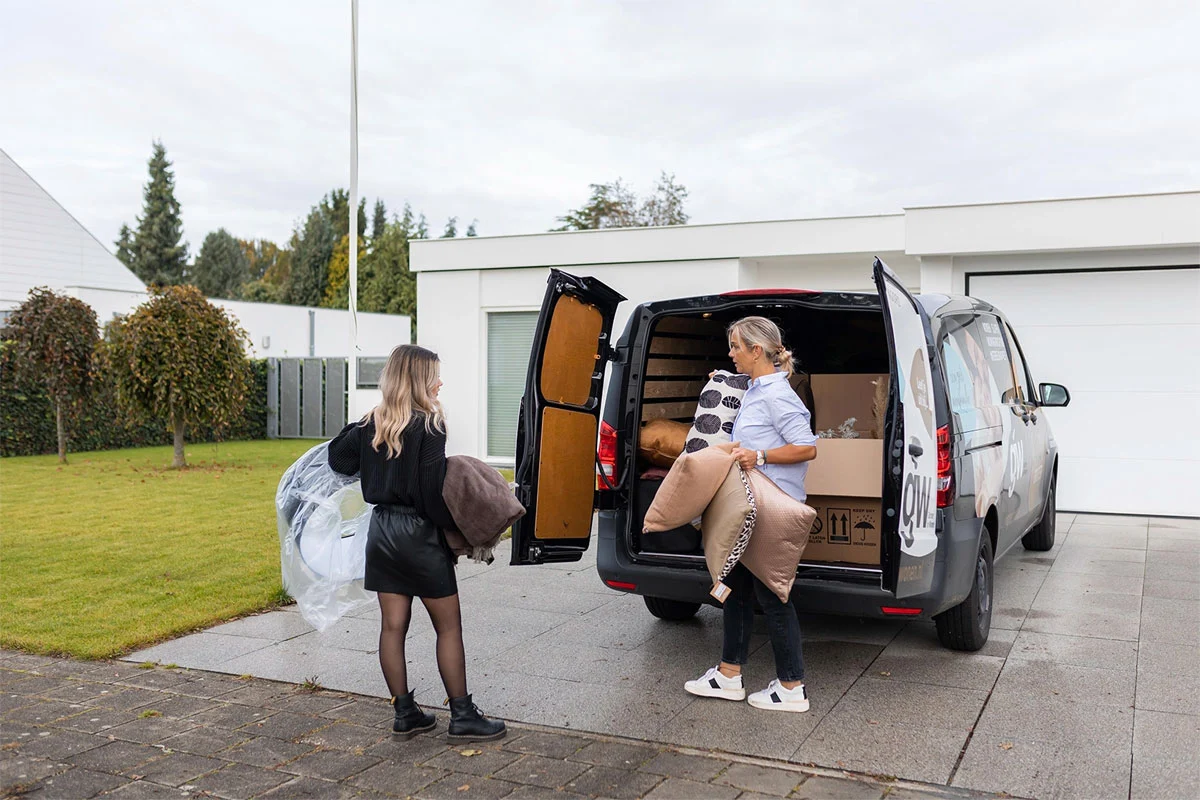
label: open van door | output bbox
[874,258,939,597]
[511,269,626,566]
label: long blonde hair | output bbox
[365,344,446,458]
[728,316,795,377]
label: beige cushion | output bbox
[741,470,818,603]
[638,419,690,468]
[643,441,736,532]
[701,466,755,590]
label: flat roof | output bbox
[411,190,1200,272]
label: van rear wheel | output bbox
[934,531,993,652]
[1022,477,1057,551]
[644,597,701,621]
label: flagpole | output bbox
[347,0,360,422]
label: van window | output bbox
[940,314,1015,409]
[1003,323,1034,404]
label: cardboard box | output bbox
[805,438,884,498]
[810,373,888,437]
[802,495,882,566]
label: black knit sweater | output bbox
[327,416,456,531]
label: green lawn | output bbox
[1,439,322,659]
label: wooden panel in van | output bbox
[653,316,727,335]
[641,400,698,421]
[535,407,597,539]
[541,294,603,407]
[643,379,708,399]
[645,357,716,376]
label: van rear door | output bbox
[511,269,626,566]
[874,258,939,597]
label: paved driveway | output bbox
[131,513,1199,799]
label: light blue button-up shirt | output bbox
[730,371,818,502]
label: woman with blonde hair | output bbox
[328,344,505,740]
[684,316,818,713]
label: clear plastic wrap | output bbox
[276,441,375,631]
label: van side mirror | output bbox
[1039,383,1070,407]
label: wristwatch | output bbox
[756,450,766,467]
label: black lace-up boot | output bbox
[390,691,436,737]
[447,694,506,741]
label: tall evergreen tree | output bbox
[361,218,416,335]
[414,213,429,239]
[192,228,250,299]
[370,199,388,244]
[114,224,136,271]
[286,205,336,306]
[440,217,458,238]
[466,219,478,237]
[130,141,189,285]
[320,189,367,240]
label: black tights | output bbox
[377,592,468,700]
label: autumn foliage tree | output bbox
[109,285,250,468]
[4,288,99,463]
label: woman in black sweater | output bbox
[328,344,504,741]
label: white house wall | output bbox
[752,252,921,293]
[905,192,1200,256]
[0,150,145,310]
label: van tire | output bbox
[643,597,701,621]
[934,532,993,652]
[1022,477,1056,551]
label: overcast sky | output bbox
[2,1,1197,252]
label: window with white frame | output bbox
[487,311,538,460]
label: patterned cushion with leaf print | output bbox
[684,370,750,453]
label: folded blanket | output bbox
[442,455,525,564]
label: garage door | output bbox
[969,268,1200,517]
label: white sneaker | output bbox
[684,666,746,701]
[747,679,810,713]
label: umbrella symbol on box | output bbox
[854,520,874,542]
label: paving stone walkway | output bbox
[0,650,1011,800]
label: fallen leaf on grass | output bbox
[458,749,482,757]
[999,742,1014,750]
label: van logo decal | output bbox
[901,473,935,547]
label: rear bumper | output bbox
[596,509,984,620]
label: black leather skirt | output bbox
[364,505,458,598]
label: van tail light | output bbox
[604,579,637,592]
[936,424,954,508]
[597,421,618,490]
[881,606,922,616]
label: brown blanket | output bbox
[442,455,525,563]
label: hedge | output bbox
[0,347,269,458]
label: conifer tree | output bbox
[130,141,189,285]
[192,228,249,299]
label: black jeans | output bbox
[721,563,805,682]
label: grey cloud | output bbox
[2,0,1196,249]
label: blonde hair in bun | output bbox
[728,316,794,377]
